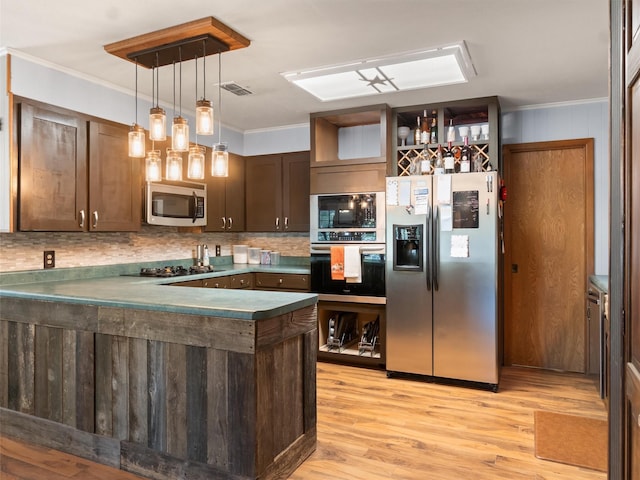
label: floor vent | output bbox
[221,82,253,96]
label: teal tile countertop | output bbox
[589,275,608,293]
[0,257,316,320]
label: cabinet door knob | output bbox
[278,278,283,284]
[228,217,233,229]
[221,217,226,229]
[275,217,280,230]
[284,217,289,230]
[92,211,99,229]
[79,210,85,228]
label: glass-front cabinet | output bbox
[392,96,501,176]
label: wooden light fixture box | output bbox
[104,16,250,68]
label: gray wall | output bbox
[502,100,609,274]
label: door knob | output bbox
[511,264,518,273]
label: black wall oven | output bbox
[310,244,385,304]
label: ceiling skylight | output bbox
[282,41,476,102]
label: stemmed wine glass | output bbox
[397,126,410,146]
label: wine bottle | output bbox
[444,141,455,174]
[420,110,430,145]
[420,148,431,175]
[434,145,445,175]
[460,136,471,173]
[414,116,421,145]
[447,119,456,143]
[430,110,438,144]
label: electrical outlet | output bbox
[44,250,55,269]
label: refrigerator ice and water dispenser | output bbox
[393,225,423,271]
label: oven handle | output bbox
[310,245,385,255]
[191,191,199,223]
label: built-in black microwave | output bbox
[145,181,207,227]
[310,192,385,243]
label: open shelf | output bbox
[317,300,385,367]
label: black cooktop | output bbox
[138,265,217,278]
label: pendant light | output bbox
[172,48,189,152]
[166,148,183,181]
[149,53,166,142]
[188,50,207,180]
[211,52,228,177]
[195,41,214,136]
[128,58,145,158]
[145,149,162,181]
[187,145,205,179]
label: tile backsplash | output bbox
[0,227,310,272]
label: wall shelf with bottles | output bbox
[391,96,501,176]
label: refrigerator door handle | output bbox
[434,204,440,291]
[426,203,432,291]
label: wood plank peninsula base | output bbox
[0,297,317,480]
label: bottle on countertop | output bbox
[414,116,422,145]
[202,245,210,266]
[430,110,438,144]
[420,110,430,145]
[434,145,445,175]
[460,136,471,173]
[444,142,456,174]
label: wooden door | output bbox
[625,0,640,477]
[245,154,282,232]
[88,121,141,231]
[19,102,87,231]
[503,139,594,372]
[282,151,310,232]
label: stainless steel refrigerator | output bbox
[385,172,500,390]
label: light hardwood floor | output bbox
[290,363,607,480]
[0,364,607,480]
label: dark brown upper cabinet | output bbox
[205,151,245,232]
[18,101,141,232]
[245,151,310,232]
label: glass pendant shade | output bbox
[171,116,189,152]
[166,148,183,181]
[211,143,229,177]
[128,124,146,158]
[196,99,214,135]
[187,145,205,180]
[149,107,167,141]
[145,150,162,182]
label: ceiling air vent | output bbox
[221,82,253,96]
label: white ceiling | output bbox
[0,0,609,133]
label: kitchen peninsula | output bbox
[0,264,318,480]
